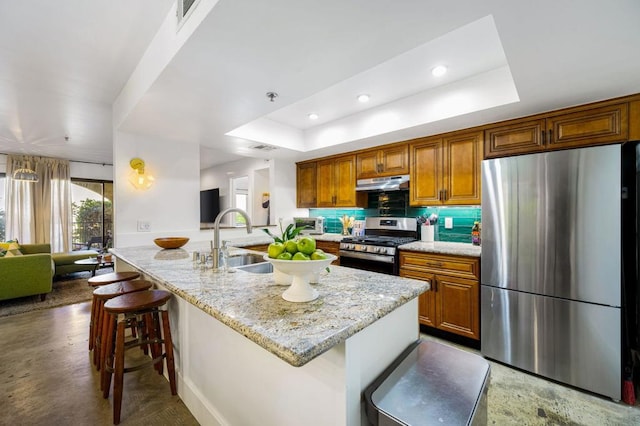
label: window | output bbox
[71,179,113,252]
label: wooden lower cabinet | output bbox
[399,251,480,340]
[315,240,340,265]
[243,244,270,252]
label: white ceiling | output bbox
[1,0,640,169]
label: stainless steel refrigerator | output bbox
[481,144,622,400]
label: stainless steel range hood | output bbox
[356,175,409,191]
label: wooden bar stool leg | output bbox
[113,318,126,425]
[93,299,105,368]
[89,295,97,350]
[102,313,116,398]
[161,310,177,395]
[150,312,164,375]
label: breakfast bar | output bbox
[110,241,429,426]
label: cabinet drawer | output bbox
[399,251,479,279]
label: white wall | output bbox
[199,156,308,235]
[113,131,201,247]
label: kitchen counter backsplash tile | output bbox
[310,206,480,243]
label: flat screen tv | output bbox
[200,188,220,223]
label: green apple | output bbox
[310,249,327,260]
[292,252,310,261]
[285,240,299,254]
[276,252,293,260]
[267,242,285,259]
[296,236,316,255]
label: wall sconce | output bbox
[13,168,39,183]
[128,158,155,190]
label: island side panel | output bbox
[157,282,419,426]
[158,281,349,426]
[344,299,419,426]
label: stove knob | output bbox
[376,247,385,254]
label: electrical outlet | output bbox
[444,217,453,229]
[137,220,151,232]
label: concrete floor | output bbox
[0,302,198,425]
[1,301,639,425]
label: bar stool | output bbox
[88,271,141,354]
[101,290,177,425]
[87,271,141,288]
[91,280,153,370]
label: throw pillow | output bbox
[0,249,6,257]
[4,248,23,257]
[0,240,20,251]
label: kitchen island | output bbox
[110,241,428,426]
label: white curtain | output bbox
[6,155,71,252]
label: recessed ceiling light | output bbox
[308,113,319,120]
[357,94,370,103]
[431,65,447,77]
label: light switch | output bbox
[137,220,151,232]
[444,217,453,229]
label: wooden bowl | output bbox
[153,237,189,249]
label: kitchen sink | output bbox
[226,253,266,267]
[234,262,273,274]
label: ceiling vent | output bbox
[177,0,200,26]
[250,144,277,151]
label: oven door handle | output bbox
[339,250,395,264]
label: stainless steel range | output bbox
[339,217,418,275]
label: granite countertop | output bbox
[398,241,481,257]
[110,240,428,367]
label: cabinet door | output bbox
[399,268,436,327]
[296,162,317,208]
[333,155,359,207]
[409,138,441,206]
[547,103,628,150]
[315,241,340,265]
[379,145,409,176]
[484,119,546,159]
[356,150,380,179]
[316,159,335,207]
[436,275,479,340]
[243,244,270,252]
[443,131,482,205]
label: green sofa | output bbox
[51,250,100,277]
[0,244,54,301]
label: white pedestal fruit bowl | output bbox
[263,253,337,302]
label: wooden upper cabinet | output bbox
[410,131,482,206]
[484,119,546,159]
[316,155,365,208]
[484,102,629,158]
[296,162,317,208]
[356,145,409,179]
[409,137,441,206]
[546,103,628,150]
[316,158,335,207]
[443,132,482,205]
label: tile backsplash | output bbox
[309,203,480,243]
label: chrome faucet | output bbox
[211,207,253,270]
